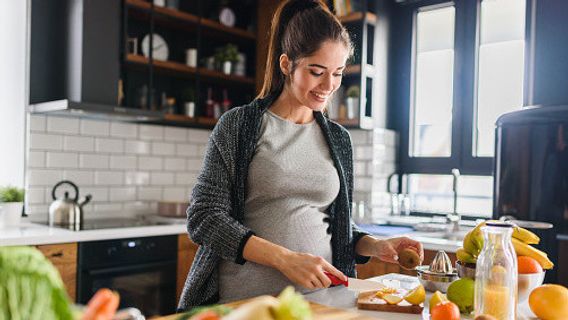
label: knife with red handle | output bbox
[324,271,385,291]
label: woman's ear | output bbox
[279,54,291,76]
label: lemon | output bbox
[382,294,403,305]
[429,290,448,312]
[403,284,425,305]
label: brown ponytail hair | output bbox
[257,0,353,99]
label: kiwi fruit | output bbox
[398,248,420,270]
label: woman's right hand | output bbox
[275,251,346,290]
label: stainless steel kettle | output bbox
[48,180,92,231]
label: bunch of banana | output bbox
[456,221,554,269]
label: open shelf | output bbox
[126,0,256,40]
[345,64,375,76]
[338,12,377,25]
[125,54,255,85]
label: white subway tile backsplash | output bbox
[354,161,367,176]
[29,114,46,131]
[349,130,369,145]
[187,129,211,142]
[176,144,198,157]
[125,171,150,185]
[28,151,45,167]
[123,201,150,211]
[109,187,136,201]
[110,155,137,170]
[152,142,176,156]
[196,145,207,158]
[64,136,94,152]
[93,203,122,212]
[110,122,137,138]
[151,172,174,185]
[46,152,79,168]
[355,146,373,160]
[186,159,203,171]
[162,187,187,202]
[138,187,162,201]
[47,116,80,134]
[96,138,124,154]
[81,187,109,202]
[80,154,109,169]
[26,187,45,204]
[27,169,62,186]
[165,127,187,142]
[95,171,124,185]
[30,133,63,150]
[125,140,151,154]
[26,204,49,216]
[63,170,94,185]
[175,172,198,186]
[80,119,109,136]
[164,158,186,171]
[139,124,164,141]
[138,156,162,170]
[354,177,373,192]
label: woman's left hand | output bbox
[372,237,424,265]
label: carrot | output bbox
[190,310,221,320]
[81,288,120,320]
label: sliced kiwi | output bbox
[398,248,420,270]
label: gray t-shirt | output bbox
[218,109,340,303]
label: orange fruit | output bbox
[529,284,568,319]
[431,301,460,320]
[518,256,543,274]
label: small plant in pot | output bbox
[0,186,25,226]
[345,85,360,119]
[215,44,239,75]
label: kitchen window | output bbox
[393,0,531,217]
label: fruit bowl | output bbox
[455,260,476,279]
[518,271,545,303]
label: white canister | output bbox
[184,102,195,117]
[1,202,23,226]
[185,48,197,67]
[0,206,4,228]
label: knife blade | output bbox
[324,272,385,291]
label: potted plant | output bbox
[0,186,25,226]
[215,44,239,74]
[345,85,360,119]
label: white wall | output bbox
[0,0,27,187]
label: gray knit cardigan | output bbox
[177,94,370,310]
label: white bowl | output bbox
[518,271,545,303]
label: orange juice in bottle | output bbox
[474,222,518,320]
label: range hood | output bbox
[29,0,161,121]
[28,99,163,121]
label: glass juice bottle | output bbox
[474,222,518,320]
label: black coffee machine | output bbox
[494,105,568,285]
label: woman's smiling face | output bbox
[283,40,349,111]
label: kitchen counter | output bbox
[304,274,538,320]
[0,221,187,246]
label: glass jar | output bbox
[474,222,518,320]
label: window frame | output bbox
[389,0,535,217]
[393,0,534,177]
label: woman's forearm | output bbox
[242,235,292,269]
[354,235,381,257]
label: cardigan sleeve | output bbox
[343,129,372,264]
[186,111,254,265]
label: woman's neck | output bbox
[269,88,314,124]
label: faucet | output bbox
[447,168,460,232]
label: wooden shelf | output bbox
[338,11,377,24]
[125,54,255,85]
[161,114,218,127]
[333,118,360,127]
[345,64,375,76]
[126,0,255,40]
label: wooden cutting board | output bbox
[155,301,379,320]
[357,291,423,314]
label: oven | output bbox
[77,235,177,317]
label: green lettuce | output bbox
[272,286,312,320]
[0,246,74,320]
